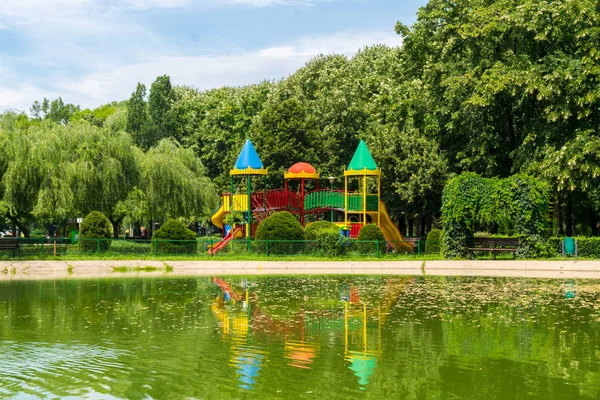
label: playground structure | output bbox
[210,139,411,253]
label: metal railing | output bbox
[0,237,443,259]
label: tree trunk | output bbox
[553,195,561,236]
[108,216,124,239]
[566,193,573,236]
[408,217,414,237]
[419,212,426,237]
[6,214,30,237]
[399,217,406,236]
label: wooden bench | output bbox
[468,237,519,259]
[0,238,20,258]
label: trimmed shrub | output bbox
[255,211,304,254]
[152,219,197,254]
[425,229,442,254]
[357,224,385,254]
[79,211,112,253]
[315,227,345,257]
[305,220,338,241]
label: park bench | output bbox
[468,237,519,259]
[0,238,20,258]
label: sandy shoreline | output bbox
[0,259,599,280]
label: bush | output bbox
[357,224,385,254]
[315,227,345,257]
[425,229,442,254]
[255,211,304,255]
[79,211,112,253]
[305,220,338,240]
[152,219,197,254]
[256,211,304,241]
[515,235,553,259]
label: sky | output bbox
[0,0,426,112]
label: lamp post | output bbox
[328,176,335,222]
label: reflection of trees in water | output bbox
[1,277,599,398]
[384,277,600,399]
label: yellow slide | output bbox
[210,195,247,238]
[211,203,226,229]
[369,202,413,253]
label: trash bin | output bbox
[562,237,577,257]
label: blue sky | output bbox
[0,0,426,112]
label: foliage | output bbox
[71,103,119,127]
[223,211,244,227]
[139,139,217,223]
[314,227,345,257]
[305,220,338,241]
[127,83,150,149]
[79,211,112,252]
[30,97,80,124]
[357,224,386,254]
[255,212,304,241]
[425,229,442,254]
[442,173,549,258]
[152,219,197,254]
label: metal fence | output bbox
[0,237,441,259]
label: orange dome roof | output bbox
[285,162,320,180]
[288,162,316,174]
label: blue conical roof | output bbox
[235,139,263,170]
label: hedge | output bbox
[549,237,600,258]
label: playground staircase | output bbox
[250,195,274,223]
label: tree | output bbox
[148,75,175,144]
[139,139,217,228]
[252,98,320,188]
[127,83,150,148]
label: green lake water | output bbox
[1,276,599,399]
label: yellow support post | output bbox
[377,174,381,227]
[344,176,348,226]
[363,174,367,226]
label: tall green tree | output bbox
[127,83,150,148]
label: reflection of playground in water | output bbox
[210,277,409,391]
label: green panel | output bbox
[304,191,345,210]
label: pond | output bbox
[0,276,599,399]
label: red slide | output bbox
[209,227,242,255]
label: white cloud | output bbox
[0,0,400,112]
[49,30,401,108]
[1,30,401,111]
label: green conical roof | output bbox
[347,140,377,171]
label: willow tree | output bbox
[63,124,141,238]
[139,139,217,232]
[0,121,73,236]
